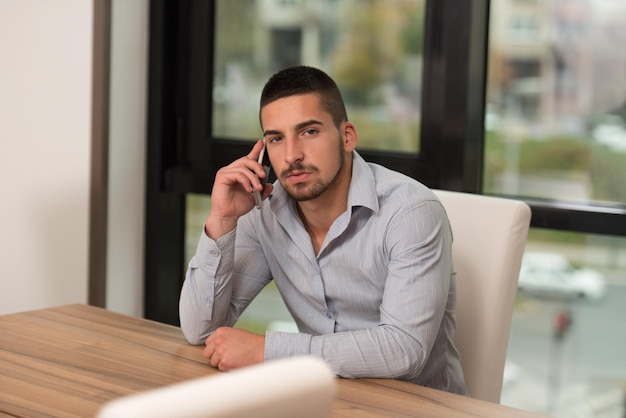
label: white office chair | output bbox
[433,190,531,404]
[96,356,336,418]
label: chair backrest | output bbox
[433,190,531,404]
[96,356,336,418]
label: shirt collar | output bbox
[347,151,379,214]
[269,151,379,214]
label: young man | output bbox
[180,66,467,395]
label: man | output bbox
[180,65,467,395]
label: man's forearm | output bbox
[204,215,238,241]
[179,231,237,344]
[264,327,423,381]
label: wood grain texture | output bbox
[0,305,545,417]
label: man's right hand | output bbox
[204,139,273,240]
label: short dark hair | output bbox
[260,66,348,127]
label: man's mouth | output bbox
[286,170,310,183]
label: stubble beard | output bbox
[281,141,345,202]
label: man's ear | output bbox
[342,121,358,152]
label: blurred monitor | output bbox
[97,356,336,418]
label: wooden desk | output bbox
[0,304,543,417]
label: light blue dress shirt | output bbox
[180,152,467,395]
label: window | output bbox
[488,0,626,208]
[146,1,625,415]
[487,0,626,415]
[212,0,426,153]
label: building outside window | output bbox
[486,1,626,415]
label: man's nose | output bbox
[284,136,304,164]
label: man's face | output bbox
[260,93,356,202]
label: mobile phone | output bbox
[253,140,271,209]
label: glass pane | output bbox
[503,229,626,417]
[213,0,425,153]
[485,0,626,206]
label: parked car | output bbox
[591,115,626,153]
[517,252,606,302]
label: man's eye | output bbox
[267,136,283,143]
[303,129,318,136]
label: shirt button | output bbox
[326,312,332,319]
[210,250,219,257]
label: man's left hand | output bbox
[203,327,265,371]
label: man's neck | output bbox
[297,158,353,255]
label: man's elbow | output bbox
[180,321,208,346]
[388,354,422,381]
[387,339,425,381]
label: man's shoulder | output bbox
[366,161,438,205]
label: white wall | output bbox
[106,0,148,317]
[0,0,147,317]
[0,1,92,314]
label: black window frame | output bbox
[145,0,626,325]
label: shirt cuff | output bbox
[189,228,236,277]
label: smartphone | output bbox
[253,140,271,209]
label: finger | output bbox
[219,166,264,193]
[246,140,269,179]
[210,354,220,369]
[246,139,265,162]
[203,337,215,359]
[205,345,220,368]
[202,344,213,359]
[223,153,268,186]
